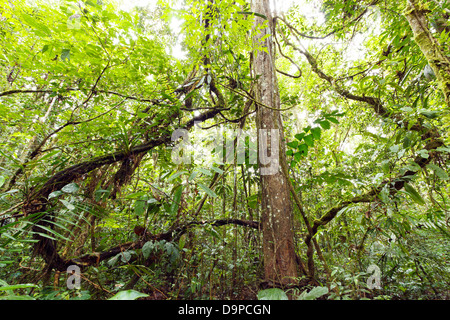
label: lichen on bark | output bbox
[404,0,450,107]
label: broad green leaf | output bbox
[134,199,147,216]
[197,183,217,198]
[210,165,224,174]
[311,127,321,139]
[120,251,132,263]
[326,116,339,124]
[21,13,52,36]
[427,164,449,180]
[304,134,314,147]
[108,290,149,300]
[0,176,6,188]
[170,185,183,216]
[60,199,75,210]
[61,49,71,62]
[287,140,299,148]
[61,183,79,194]
[0,283,38,291]
[198,168,212,176]
[142,241,154,259]
[167,171,187,182]
[419,110,440,119]
[319,120,331,130]
[257,288,288,300]
[188,171,198,181]
[403,183,426,205]
[294,133,305,141]
[125,191,147,199]
[0,295,35,300]
[417,149,429,159]
[49,190,63,199]
[297,286,329,300]
[298,143,308,156]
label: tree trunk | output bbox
[405,0,450,107]
[251,0,298,287]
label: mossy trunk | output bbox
[405,0,450,107]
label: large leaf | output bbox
[427,164,449,180]
[61,183,79,194]
[318,120,331,129]
[257,288,288,300]
[170,185,183,216]
[303,134,314,147]
[20,13,52,37]
[197,183,217,198]
[403,183,426,205]
[167,170,187,182]
[297,286,329,300]
[0,283,38,291]
[108,290,149,300]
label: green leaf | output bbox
[48,190,63,199]
[294,133,305,141]
[381,160,390,173]
[197,183,217,198]
[167,171,187,182]
[310,127,321,140]
[427,164,449,180]
[0,176,6,188]
[0,295,35,300]
[170,185,183,216]
[61,183,79,194]
[402,136,411,148]
[0,283,38,291]
[142,241,154,259]
[108,290,149,300]
[198,168,212,176]
[60,199,75,210]
[21,13,52,36]
[417,149,429,159]
[210,166,224,174]
[319,120,331,129]
[303,134,314,147]
[61,49,71,62]
[403,183,426,205]
[419,110,440,119]
[287,140,299,149]
[134,199,147,216]
[125,191,147,199]
[297,286,329,300]
[188,171,198,182]
[326,116,339,124]
[257,288,288,300]
[298,143,308,156]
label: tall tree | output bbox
[251,0,298,287]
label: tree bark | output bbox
[405,0,450,107]
[251,0,298,287]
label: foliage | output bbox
[0,0,448,300]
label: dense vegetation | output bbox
[0,0,449,300]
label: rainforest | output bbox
[0,0,449,301]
